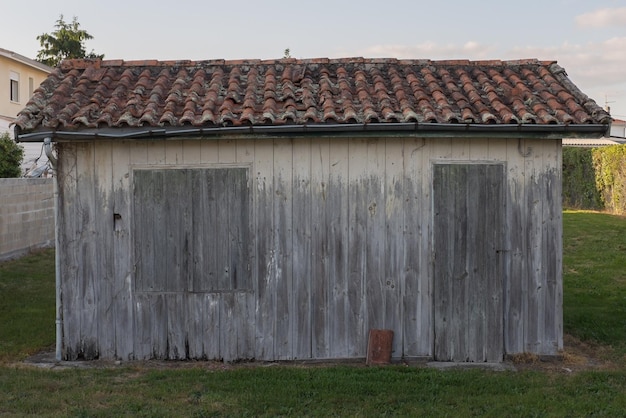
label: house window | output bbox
[10,71,19,102]
[28,77,34,98]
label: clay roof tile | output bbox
[14,57,611,134]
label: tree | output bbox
[36,15,104,67]
[0,133,24,178]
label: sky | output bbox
[3,0,626,119]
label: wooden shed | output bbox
[15,58,611,362]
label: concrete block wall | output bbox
[0,178,54,261]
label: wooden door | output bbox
[132,167,253,360]
[433,163,504,362]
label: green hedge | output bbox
[593,145,626,215]
[562,144,626,214]
[562,147,603,210]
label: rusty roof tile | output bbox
[15,58,611,136]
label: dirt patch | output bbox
[19,334,624,373]
[511,334,621,373]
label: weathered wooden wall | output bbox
[55,136,562,361]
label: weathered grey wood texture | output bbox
[55,136,562,361]
[433,164,504,362]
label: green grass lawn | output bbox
[563,210,626,358]
[0,248,55,363]
[1,212,625,417]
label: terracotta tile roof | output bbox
[14,57,611,137]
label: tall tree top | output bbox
[36,15,103,67]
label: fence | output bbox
[0,178,54,261]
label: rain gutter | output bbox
[16,122,611,142]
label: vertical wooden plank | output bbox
[311,138,330,358]
[76,142,98,359]
[542,141,562,354]
[384,138,404,358]
[219,138,237,163]
[133,170,153,292]
[129,142,148,359]
[347,138,367,357]
[220,292,236,362]
[505,139,525,354]
[151,294,167,358]
[165,140,183,165]
[254,139,275,360]
[430,137,452,160]
[467,165,485,362]
[419,139,433,356]
[134,293,167,359]
[433,163,452,360]
[485,139,509,359]
[202,293,221,360]
[292,137,312,359]
[147,141,166,165]
[133,292,152,359]
[130,141,148,166]
[402,138,425,357]
[112,141,134,360]
[451,137,470,160]
[57,143,79,359]
[200,139,219,164]
[187,293,205,359]
[94,141,115,359]
[166,169,189,292]
[235,138,255,165]
[189,169,204,292]
[455,164,470,362]
[166,293,187,359]
[192,169,218,291]
[221,290,255,362]
[182,139,202,165]
[151,170,167,292]
[525,139,543,353]
[365,138,386,336]
[236,139,257,360]
[467,138,488,161]
[235,291,256,360]
[273,138,293,360]
[328,138,350,358]
[485,164,505,362]
[228,168,251,290]
[215,169,231,290]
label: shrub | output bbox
[0,132,24,178]
[562,147,603,210]
[592,145,626,215]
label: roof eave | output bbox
[0,48,53,73]
[15,122,611,142]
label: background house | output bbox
[15,58,611,363]
[562,118,626,147]
[0,47,51,174]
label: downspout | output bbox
[44,138,62,361]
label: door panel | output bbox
[433,164,504,362]
[132,167,252,360]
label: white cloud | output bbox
[507,37,626,89]
[512,38,626,116]
[340,41,498,60]
[343,37,626,117]
[576,7,626,28]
